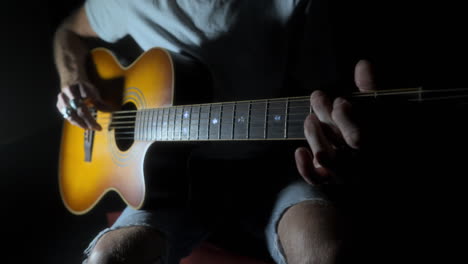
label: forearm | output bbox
[54,6,105,130]
[53,6,98,88]
[53,26,90,88]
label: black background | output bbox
[0,1,125,263]
[1,1,467,263]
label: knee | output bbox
[278,201,343,264]
[86,226,166,264]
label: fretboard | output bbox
[111,87,468,142]
[131,98,309,142]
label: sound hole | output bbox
[113,102,136,151]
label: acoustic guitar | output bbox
[59,47,468,215]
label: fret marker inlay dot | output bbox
[183,111,189,118]
[274,115,282,121]
[212,118,218,125]
[237,116,245,123]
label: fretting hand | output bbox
[295,59,377,185]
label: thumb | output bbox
[354,59,377,92]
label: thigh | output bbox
[265,180,343,264]
[85,225,166,264]
[84,206,213,264]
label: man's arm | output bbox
[54,6,97,87]
[54,6,103,130]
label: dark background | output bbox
[0,1,126,263]
[1,1,466,263]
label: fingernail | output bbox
[334,97,348,106]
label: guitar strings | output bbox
[92,92,468,130]
[109,117,316,138]
[79,88,468,137]
[108,118,313,129]
[91,87,468,119]
[95,112,313,128]
[101,114,312,127]
[92,105,312,120]
[93,90,468,126]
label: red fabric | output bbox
[106,211,273,264]
[106,211,122,226]
[180,243,272,264]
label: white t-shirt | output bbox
[85,0,306,101]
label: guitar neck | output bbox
[130,97,309,142]
[112,87,468,142]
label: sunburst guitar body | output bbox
[59,47,196,215]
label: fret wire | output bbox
[148,109,152,140]
[197,106,201,140]
[179,107,184,140]
[141,111,145,140]
[147,109,152,141]
[161,108,165,141]
[207,104,211,139]
[247,101,251,139]
[151,109,156,140]
[153,109,157,140]
[166,108,170,141]
[146,109,151,141]
[152,109,156,140]
[155,109,159,140]
[264,99,268,139]
[180,108,184,140]
[190,106,197,140]
[176,108,182,141]
[218,104,222,140]
[154,109,160,140]
[187,106,191,140]
[165,108,170,141]
[232,102,236,140]
[141,109,146,141]
[172,107,176,140]
[158,108,161,141]
[284,98,289,139]
[166,108,171,141]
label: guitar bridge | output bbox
[84,108,97,162]
[84,129,95,162]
